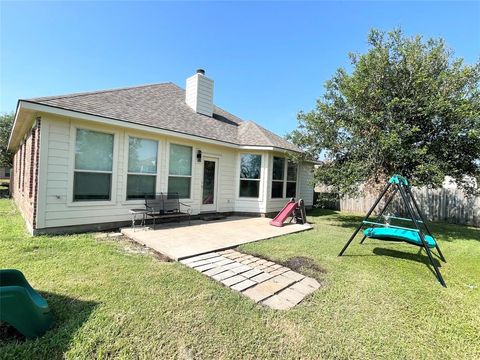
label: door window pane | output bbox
[272,157,285,181]
[240,154,261,179]
[128,137,158,173]
[75,129,113,171]
[169,144,192,176]
[168,177,191,198]
[239,180,260,197]
[73,172,111,201]
[202,160,216,204]
[127,175,155,200]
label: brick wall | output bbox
[11,118,41,233]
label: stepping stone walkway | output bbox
[180,249,320,310]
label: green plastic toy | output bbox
[0,269,54,338]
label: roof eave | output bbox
[7,101,37,151]
[15,101,304,154]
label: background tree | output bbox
[0,113,14,168]
[289,29,480,195]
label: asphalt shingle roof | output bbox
[27,82,301,152]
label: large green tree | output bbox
[289,29,480,195]
[0,113,14,168]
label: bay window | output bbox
[239,154,261,197]
[271,156,285,198]
[126,137,158,200]
[168,144,192,198]
[270,157,298,199]
[286,160,297,198]
[73,129,113,201]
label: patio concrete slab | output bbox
[121,216,312,260]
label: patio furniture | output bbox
[129,208,149,231]
[145,193,192,228]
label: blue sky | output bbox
[1,1,479,137]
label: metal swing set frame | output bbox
[338,175,447,287]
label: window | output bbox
[126,137,158,200]
[271,156,285,198]
[270,157,298,198]
[286,160,297,198]
[168,144,192,198]
[73,129,113,201]
[239,154,261,197]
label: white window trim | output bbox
[167,142,194,200]
[269,156,299,200]
[123,134,159,202]
[67,124,119,207]
[237,153,263,199]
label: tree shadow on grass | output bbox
[307,208,340,217]
[0,291,98,359]
[371,247,445,278]
[372,247,442,268]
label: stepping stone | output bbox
[276,287,307,306]
[262,266,278,273]
[282,271,305,282]
[262,295,296,310]
[188,256,225,268]
[243,276,296,303]
[250,272,274,283]
[180,252,219,264]
[289,277,320,296]
[222,275,246,287]
[221,262,245,271]
[215,259,236,266]
[230,265,252,274]
[231,279,256,292]
[240,258,257,265]
[194,263,219,272]
[241,268,263,279]
[224,252,244,260]
[264,261,275,267]
[301,277,321,289]
[269,267,290,276]
[234,255,251,262]
[256,264,272,270]
[204,266,230,276]
[217,249,234,255]
[212,270,236,281]
[250,260,267,268]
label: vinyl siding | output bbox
[298,162,314,206]
[38,115,241,230]
[34,114,313,231]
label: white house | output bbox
[8,70,314,234]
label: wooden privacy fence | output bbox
[338,187,480,227]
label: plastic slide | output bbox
[269,199,297,227]
[0,269,54,338]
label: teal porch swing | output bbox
[339,175,447,287]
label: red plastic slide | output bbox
[269,199,297,227]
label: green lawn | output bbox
[0,199,479,359]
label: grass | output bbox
[1,199,479,359]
